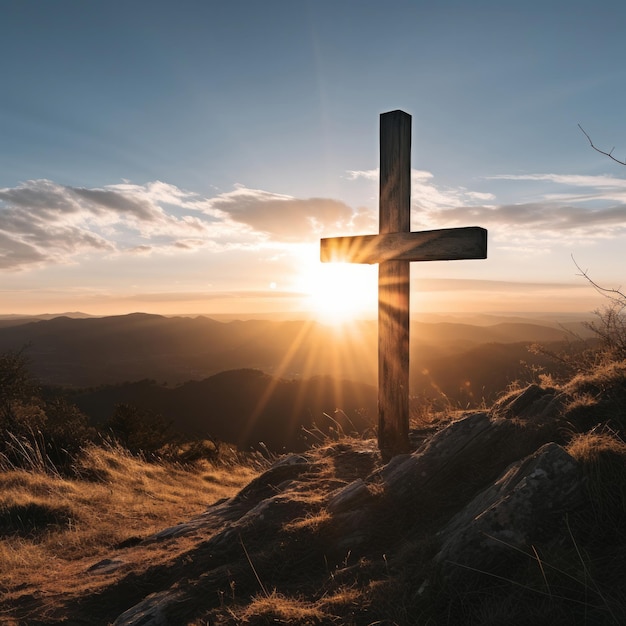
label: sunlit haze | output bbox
[2,2,626,320]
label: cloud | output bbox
[422,201,626,251]
[412,277,587,292]
[0,179,244,270]
[430,201,626,229]
[0,231,48,270]
[487,172,626,205]
[71,187,158,221]
[488,173,626,189]
[346,169,378,181]
[350,206,378,233]
[465,191,496,202]
[127,245,152,255]
[411,170,472,211]
[118,289,303,303]
[208,186,360,242]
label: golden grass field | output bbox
[0,443,262,622]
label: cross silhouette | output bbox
[320,110,487,460]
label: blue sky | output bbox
[2,0,626,317]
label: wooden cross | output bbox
[320,110,487,461]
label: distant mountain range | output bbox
[0,312,595,449]
[0,312,585,389]
[0,313,364,386]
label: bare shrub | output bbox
[574,258,626,364]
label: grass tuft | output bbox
[567,430,626,540]
[0,501,75,537]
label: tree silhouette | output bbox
[0,348,39,432]
[104,403,173,454]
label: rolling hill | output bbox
[0,313,581,393]
[69,369,378,452]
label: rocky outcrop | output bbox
[435,442,584,580]
[24,382,620,625]
[106,407,590,625]
[490,382,580,425]
[325,412,522,551]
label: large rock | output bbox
[328,411,544,542]
[113,590,184,626]
[435,442,584,581]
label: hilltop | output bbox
[2,358,625,624]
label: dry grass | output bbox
[0,442,260,605]
[567,429,626,462]
[190,587,363,625]
[567,430,626,536]
[232,587,362,625]
[564,359,626,396]
[239,591,331,624]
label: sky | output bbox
[2,0,626,319]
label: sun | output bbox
[297,257,377,324]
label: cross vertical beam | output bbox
[378,111,411,460]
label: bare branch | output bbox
[578,124,626,166]
[572,254,626,305]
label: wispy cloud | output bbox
[424,172,626,247]
[118,288,303,303]
[488,173,626,188]
[429,202,626,231]
[412,277,588,292]
[486,172,626,205]
[346,168,626,251]
[0,231,48,270]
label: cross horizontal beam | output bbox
[320,226,487,264]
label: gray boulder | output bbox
[435,442,584,581]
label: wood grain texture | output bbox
[378,259,410,460]
[378,111,411,460]
[320,227,487,264]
